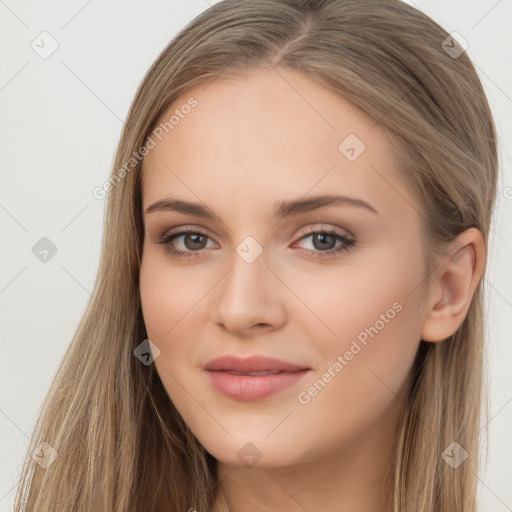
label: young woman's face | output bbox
[140,68,430,468]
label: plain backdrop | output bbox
[0,1,511,511]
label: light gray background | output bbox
[1,1,510,511]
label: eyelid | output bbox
[160,225,218,243]
[294,223,354,240]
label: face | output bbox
[139,68,429,468]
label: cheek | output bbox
[139,254,215,403]
[295,306,419,460]
[139,253,209,341]
[291,256,424,443]
[284,245,423,351]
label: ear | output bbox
[421,228,486,343]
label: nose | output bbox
[210,246,287,337]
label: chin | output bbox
[193,430,313,469]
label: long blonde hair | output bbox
[15,0,498,510]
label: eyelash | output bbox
[156,226,356,260]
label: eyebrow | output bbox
[145,194,380,219]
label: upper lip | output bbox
[203,355,310,373]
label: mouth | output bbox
[221,370,286,376]
[203,355,311,401]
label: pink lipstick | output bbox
[203,355,311,401]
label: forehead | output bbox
[141,68,413,221]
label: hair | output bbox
[15,0,498,510]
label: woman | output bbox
[15,0,498,510]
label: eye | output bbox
[155,226,356,259]
[156,226,216,259]
[292,228,356,258]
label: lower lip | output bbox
[205,369,310,401]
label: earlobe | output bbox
[421,228,486,343]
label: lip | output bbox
[203,355,311,401]
[203,355,309,373]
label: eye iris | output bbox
[313,233,335,250]
[184,233,207,250]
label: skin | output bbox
[139,67,485,512]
